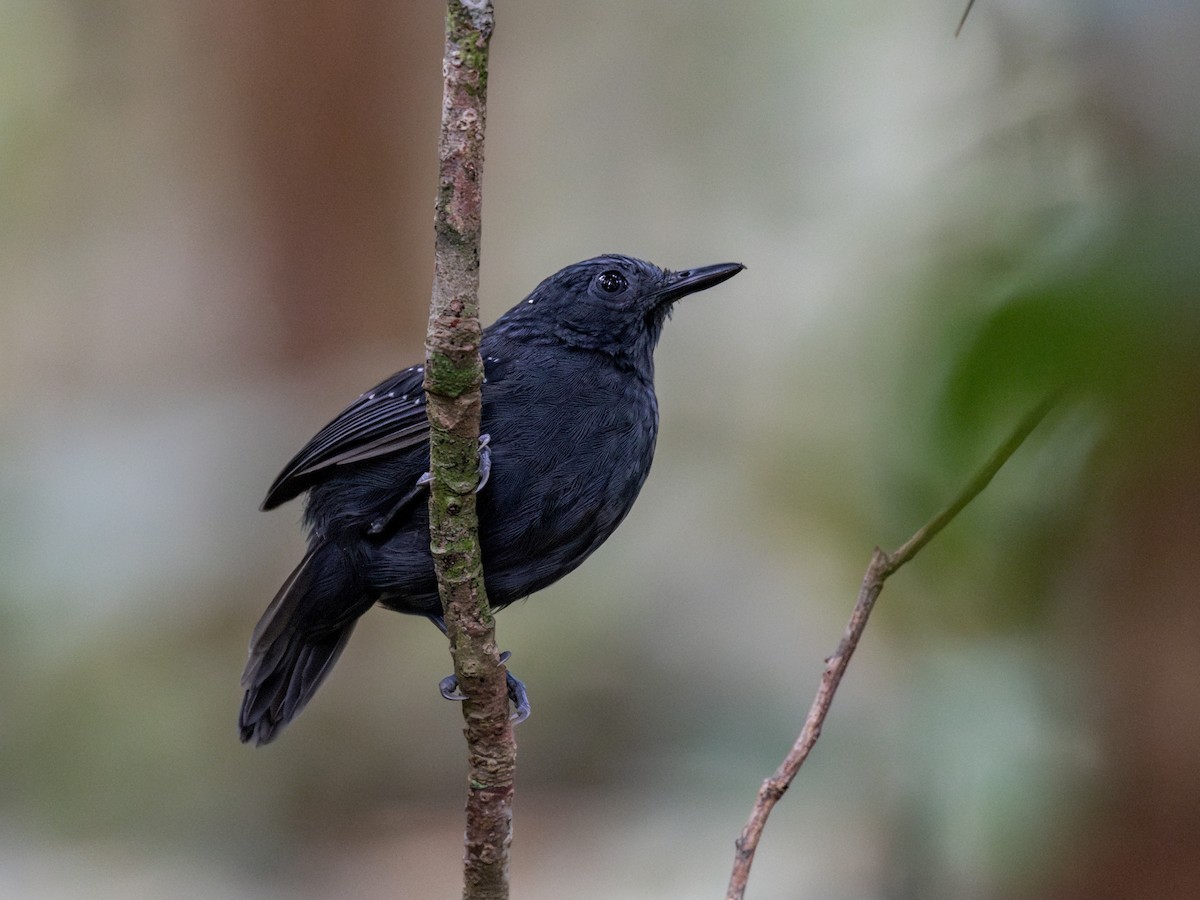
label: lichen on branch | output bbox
[422,2,515,898]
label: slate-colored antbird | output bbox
[240,255,743,745]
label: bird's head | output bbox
[494,255,744,367]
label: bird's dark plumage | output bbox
[240,255,743,745]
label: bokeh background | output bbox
[2,1,1198,897]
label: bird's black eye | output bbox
[596,271,627,293]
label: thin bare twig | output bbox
[955,0,978,37]
[726,396,1057,900]
[424,2,515,898]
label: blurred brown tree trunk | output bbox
[219,0,442,366]
[1045,394,1200,899]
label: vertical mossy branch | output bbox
[423,2,515,898]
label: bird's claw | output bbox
[370,435,490,535]
[506,667,531,723]
[437,649,531,723]
[475,433,491,493]
[439,674,468,702]
[415,432,490,493]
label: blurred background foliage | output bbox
[1,0,1198,897]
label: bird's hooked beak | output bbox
[654,262,745,305]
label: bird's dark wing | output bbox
[262,365,430,509]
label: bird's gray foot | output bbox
[438,650,532,723]
[368,434,490,535]
[475,433,491,492]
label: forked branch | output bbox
[726,395,1057,899]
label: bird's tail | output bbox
[239,541,370,746]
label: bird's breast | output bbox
[472,365,660,602]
